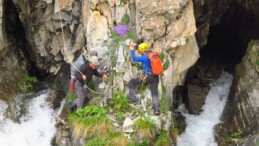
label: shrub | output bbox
[225,129,243,143]
[108,132,129,146]
[134,117,156,139]
[109,91,133,113]
[119,13,130,25]
[84,136,108,146]
[19,69,37,93]
[154,131,171,146]
[160,85,169,113]
[66,92,77,103]
[163,59,170,70]
[68,106,114,139]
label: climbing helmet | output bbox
[138,43,149,52]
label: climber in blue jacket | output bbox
[128,41,160,115]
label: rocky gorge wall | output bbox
[189,0,259,145]
[215,41,259,145]
[0,0,199,145]
[1,0,199,102]
[1,0,259,145]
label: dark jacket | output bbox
[75,60,103,85]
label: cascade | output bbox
[0,90,57,146]
[177,71,233,146]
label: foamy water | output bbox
[177,71,233,146]
[0,90,56,146]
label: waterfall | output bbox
[0,89,56,146]
[177,71,233,146]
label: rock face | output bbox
[215,40,259,145]
[0,0,6,55]
[0,0,199,102]
[0,0,28,99]
[194,0,259,51]
[1,0,259,145]
[182,61,222,114]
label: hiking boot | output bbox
[154,110,160,116]
[68,102,76,112]
[128,99,140,105]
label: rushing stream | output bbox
[177,71,233,146]
[0,89,57,146]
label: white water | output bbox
[177,71,233,146]
[0,90,56,146]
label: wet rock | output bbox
[183,61,222,114]
[48,90,66,109]
[215,40,259,145]
[55,117,72,146]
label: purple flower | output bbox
[114,25,130,36]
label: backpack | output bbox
[148,51,163,75]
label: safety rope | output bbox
[56,1,108,95]
[56,4,114,145]
[57,2,84,76]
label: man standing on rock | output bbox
[127,41,160,115]
[68,56,108,111]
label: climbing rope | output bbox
[56,1,109,95]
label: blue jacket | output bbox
[131,50,152,73]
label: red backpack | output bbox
[148,51,163,75]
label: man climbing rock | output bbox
[68,56,108,111]
[70,50,98,92]
[128,41,160,115]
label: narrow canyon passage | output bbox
[177,72,233,146]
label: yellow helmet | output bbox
[138,43,149,52]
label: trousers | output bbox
[70,81,93,109]
[128,74,160,111]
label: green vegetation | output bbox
[160,85,169,113]
[50,83,59,91]
[119,13,130,25]
[256,52,259,65]
[68,105,113,139]
[69,105,130,146]
[160,52,166,61]
[110,91,132,112]
[87,80,95,90]
[66,92,77,103]
[85,132,129,146]
[225,129,243,143]
[128,136,151,146]
[19,69,37,93]
[163,59,170,70]
[75,105,106,117]
[172,127,179,143]
[103,28,137,68]
[120,0,130,6]
[108,131,129,146]
[109,91,133,121]
[154,131,170,146]
[134,117,156,140]
[84,136,108,146]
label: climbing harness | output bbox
[140,73,149,82]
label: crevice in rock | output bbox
[4,0,45,80]
[200,5,259,73]
[174,3,259,114]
